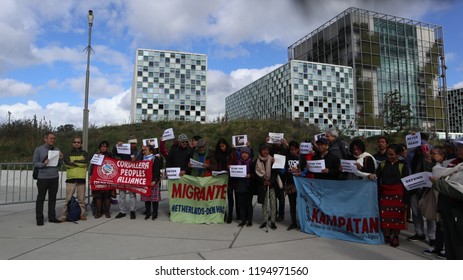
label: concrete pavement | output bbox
[0,192,436,260]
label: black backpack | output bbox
[66,196,81,223]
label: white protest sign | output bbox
[272,154,286,169]
[229,165,247,178]
[212,170,228,176]
[90,154,105,166]
[47,150,60,167]
[143,138,158,148]
[341,159,358,174]
[401,171,432,191]
[300,142,313,154]
[232,135,247,147]
[116,143,131,155]
[308,160,326,173]
[268,132,284,144]
[166,167,181,179]
[287,160,300,171]
[406,132,421,149]
[189,158,204,169]
[162,128,175,141]
[314,133,326,142]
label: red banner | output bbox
[90,157,153,196]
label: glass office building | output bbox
[226,60,354,130]
[448,88,463,134]
[288,7,447,135]
[131,49,207,123]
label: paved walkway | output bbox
[0,193,437,260]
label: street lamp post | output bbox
[83,10,94,152]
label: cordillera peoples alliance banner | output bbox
[90,157,153,196]
[168,174,228,224]
[293,177,384,245]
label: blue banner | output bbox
[294,177,384,245]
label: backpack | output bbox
[66,196,81,223]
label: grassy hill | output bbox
[0,118,442,163]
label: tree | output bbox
[383,90,412,133]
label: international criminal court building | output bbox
[131,49,207,123]
[226,8,448,137]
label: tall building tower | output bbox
[226,60,355,131]
[288,7,447,136]
[447,87,463,135]
[131,49,207,123]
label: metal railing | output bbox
[0,162,67,205]
[1,162,169,206]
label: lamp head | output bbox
[88,10,94,25]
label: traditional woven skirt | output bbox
[379,183,406,230]
[140,181,161,202]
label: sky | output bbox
[1,0,462,128]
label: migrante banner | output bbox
[90,157,153,196]
[293,177,384,245]
[168,174,228,224]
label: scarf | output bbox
[353,152,377,178]
[237,156,252,175]
[143,154,154,161]
[256,154,272,180]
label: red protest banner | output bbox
[90,157,153,196]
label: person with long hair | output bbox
[210,138,237,223]
[89,141,114,218]
[370,144,410,247]
[140,145,163,220]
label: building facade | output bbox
[448,87,463,134]
[226,60,355,130]
[131,49,207,123]
[288,7,447,135]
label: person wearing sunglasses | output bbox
[60,137,89,222]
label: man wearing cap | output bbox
[113,135,139,219]
[309,137,340,180]
[166,133,194,176]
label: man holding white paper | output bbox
[32,132,63,226]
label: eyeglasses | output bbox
[73,141,81,144]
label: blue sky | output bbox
[1,0,462,128]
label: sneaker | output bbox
[407,234,425,242]
[49,218,61,224]
[423,248,437,255]
[436,251,446,259]
[144,214,151,220]
[270,222,277,230]
[115,212,126,219]
[130,211,136,219]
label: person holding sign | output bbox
[210,138,238,223]
[32,131,64,226]
[344,139,377,180]
[166,133,194,176]
[140,145,163,220]
[255,144,278,230]
[307,137,340,180]
[89,141,114,219]
[234,146,254,227]
[189,139,209,177]
[283,140,307,231]
[369,144,410,247]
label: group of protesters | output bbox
[32,128,463,259]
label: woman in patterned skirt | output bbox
[140,145,163,220]
[370,143,410,247]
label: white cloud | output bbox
[0,79,36,97]
[0,89,131,128]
